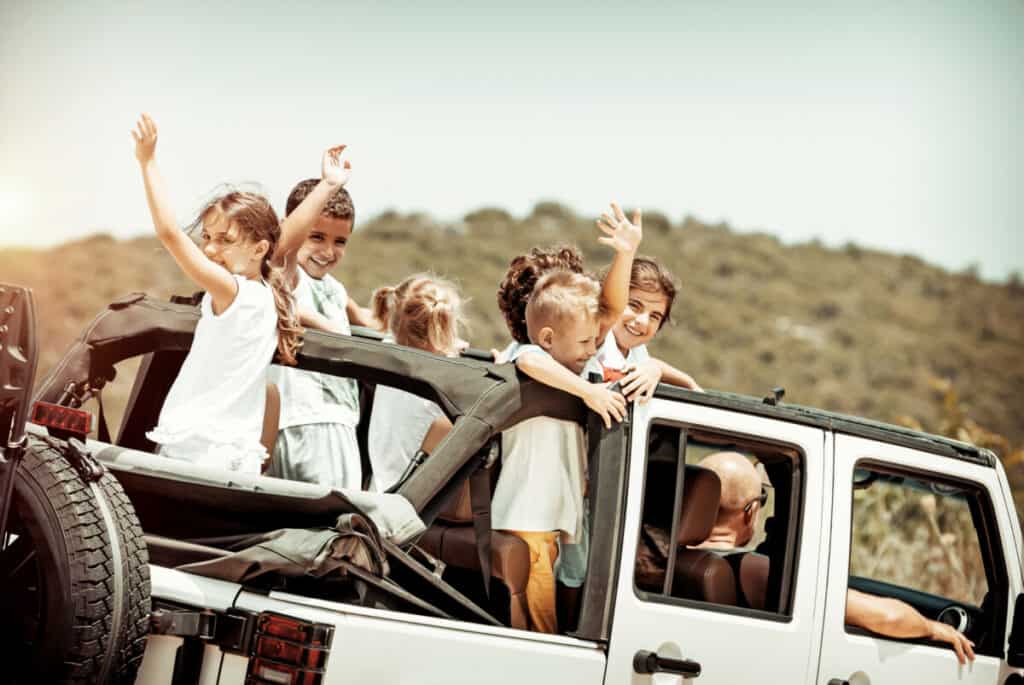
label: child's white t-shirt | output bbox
[367,385,445,492]
[147,275,277,472]
[595,332,649,373]
[491,343,592,542]
[270,269,360,428]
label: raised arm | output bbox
[274,146,352,283]
[346,297,381,330]
[515,351,626,429]
[845,589,975,664]
[595,202,642,341]
[132,114,239,312]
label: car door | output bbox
[604,399,828,685]
[818,433,1024,685]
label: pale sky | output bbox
[1,1,1021,279]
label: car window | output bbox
[846,463,1008,657]
[851,468,989,606]
[633,422,803,617]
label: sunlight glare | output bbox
[0,187,30,242]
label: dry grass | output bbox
[851,481,987,606]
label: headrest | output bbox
[677,465,721,546]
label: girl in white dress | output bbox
[131,113,345,473]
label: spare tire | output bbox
[0,435,151,684]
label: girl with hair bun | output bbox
[366,275,465,492]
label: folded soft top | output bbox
[89,439,501,625]
[89,441,425,545]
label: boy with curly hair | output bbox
[496,244,585,345]
[491,203,639,633]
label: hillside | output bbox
[3,202,1022,463]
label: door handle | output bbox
[633,650,701,678]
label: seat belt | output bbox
[96,388,112,445]
[469,467,493,597]
[469,438,500,598]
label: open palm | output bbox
[131,113,158,164]
[597,202,642,254]
[322,145,352,186]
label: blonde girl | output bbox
[132,113,347,472]
[366,276,465,491]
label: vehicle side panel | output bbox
[232,591,607,685]
[818,434,1019,684]
[604,400,827,685]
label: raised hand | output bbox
[596,202,642,254]
[322,145,352,187]
[131,113,158,164]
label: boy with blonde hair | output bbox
[491,203,640,633]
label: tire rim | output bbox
[0,515,44,651]
[0,492,65,680]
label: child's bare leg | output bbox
[506,530,560,633]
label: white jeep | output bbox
[2,285,1023,685]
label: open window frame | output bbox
[631,419,806,622]
[845,459,1009,659]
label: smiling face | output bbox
[538,314,600,375]
[296,215,353,279]
[200,213,268,279]
[612,288,670,352]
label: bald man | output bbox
[696,451,764,550]
[696,451,975,664]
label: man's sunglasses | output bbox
[743,484,770,515]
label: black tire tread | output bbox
[12,436,150,684]
[97,468,151,684]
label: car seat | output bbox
[637,461,738,604]
[667,465,739,605]
[725,551,770,610]
[417,469,530,630]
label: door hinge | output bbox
[150,605,259,655]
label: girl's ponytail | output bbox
[426,296,456,356]
[265,262,303,365]
[387,275,465,356]
[372,273,429,335]
[371,285,398,331]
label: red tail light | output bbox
[247,612,333,685]
[30,401,92,436]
